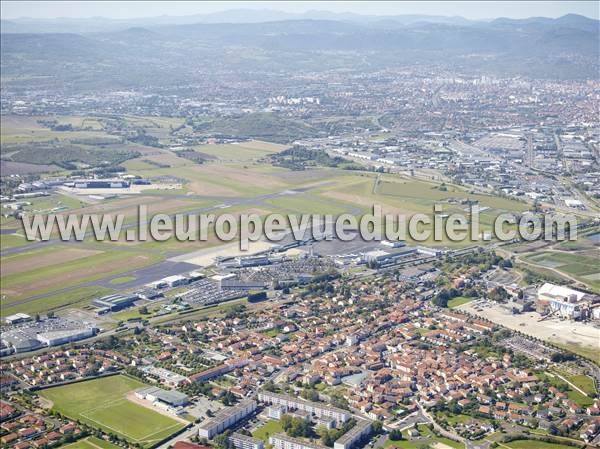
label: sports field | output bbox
[39,375,185,447]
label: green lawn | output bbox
[0,233,30,250]
[252,420,284,442]
[384,425,464,449]
[1,248,163,302]
[504,439,579,449]
[39,375,185,447]
[1,286,115,317]
[447,296,475,309]
[554,370,597,396]
[194,140,286,161]
[109,276,136,285]
[60,437,121,449]
[543,373,595,408]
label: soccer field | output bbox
[39,375,185,447]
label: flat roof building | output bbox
[198,399,257,439]
[135,386,189,407]
[92,294,138,312]
[4,313,32,325]
[229,432,264,449]
[36,327,96,347]
[269,434,329,449]
[333,419,372,449]
[258,391,350,424]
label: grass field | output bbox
[0,285,114,317]
[384,424,464,449]
[40,375,185,447]
[252,420,284,442]
[60,437,121,449]
[1,248,163,301]
[109,276,136,285]
[447,296,475,309]
[0,233,30,250]
[194,140,287,161]
[503,439,579,449]
[543,373,595,408]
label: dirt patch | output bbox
[126,392,189,424]
[3,248,104,277]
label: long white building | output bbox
[229,432,264,449]
[198,399,257,439]
[257,391,350,424]
[269,434,329,449]
[333,419,372,449]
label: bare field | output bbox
[459,300,600,350]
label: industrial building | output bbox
[361,247,417,265]
[161,275,189,288]
[234,255,270,267]
[36,328,97,346]
[92,293,138,313]
[4,313,32,325]
[198,399,257,439]
[229,432,264,449]
[537,283,589,319]
[2,319,97,354]
[71,179,130,189]
[135,386,189,407]
[257,391,350,424]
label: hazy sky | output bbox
[2,1,598,20]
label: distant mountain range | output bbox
[0,9,477,33]
[1,10,597,33]
[1,11,598,89]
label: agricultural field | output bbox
[193,140,287,161]
[39,375,185,447]
[522,250,600,291]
